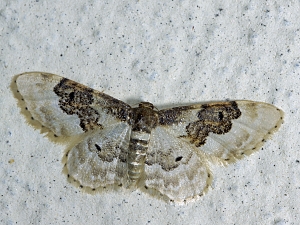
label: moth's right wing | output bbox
[15,72,132,137]
[158,101,284,164]
[143,126,211,203]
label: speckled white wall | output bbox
[0,0,299,224]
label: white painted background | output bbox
[1,1,299,224]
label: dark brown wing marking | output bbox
[186,101,241,147]
[159,106,193,125]
[54,78,100,132]
[53,78,132,132]
[158,101,241,148]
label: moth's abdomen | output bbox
[128,131,150,182]
[128,103,159,184]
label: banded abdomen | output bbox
[127,102,158,184]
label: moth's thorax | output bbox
[131,102,159,132]
[127,102,158,183]
[138,102,154,109]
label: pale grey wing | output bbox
[144,126,211,203]
[159,101,284,164]
[15,72,131,137]
[66,122,131,189]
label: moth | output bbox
[14,72,284,203]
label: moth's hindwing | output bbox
[66,122,131,190]
[144,126,212,203]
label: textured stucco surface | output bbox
[1,1,299,224]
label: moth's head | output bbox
[139,102,154,109]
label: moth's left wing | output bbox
[158,101,284,164]
[66,122,131,189]
[15,72,132,137]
